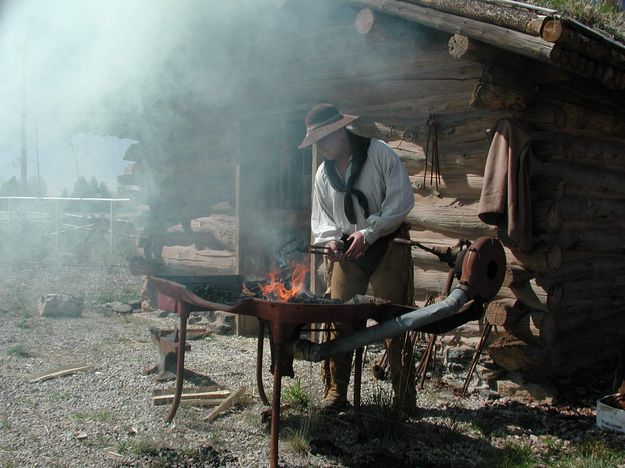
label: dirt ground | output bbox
[1,264,624,467]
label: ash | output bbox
[264,291,344,304]
[187,284,242,305]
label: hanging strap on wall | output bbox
[423,114,441,191]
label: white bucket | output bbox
[596,394,625,434]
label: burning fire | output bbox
[260,261,310,301]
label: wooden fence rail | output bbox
[0,196,132,256]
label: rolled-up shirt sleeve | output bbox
[311,167,342,245]
[361,144,414,244]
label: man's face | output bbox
[316,128,349,161]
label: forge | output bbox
[150,236,506,468]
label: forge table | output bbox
[150,275,404,468]
[148,236,506,468]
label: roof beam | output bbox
[340,0,554,62]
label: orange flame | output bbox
[260,261,310,301]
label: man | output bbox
[298,103,417,413]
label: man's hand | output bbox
[345,231,367,259]
[326,240,345,261]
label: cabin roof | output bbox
[344,0,625,91]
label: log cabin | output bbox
[104,0,625,383]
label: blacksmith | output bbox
[299,103,417,413]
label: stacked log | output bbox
[144,214,237,275]
[528,124,625,369]
[381,30,625,377]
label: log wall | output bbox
[308,12,625,378]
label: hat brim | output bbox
[298,114,358,149]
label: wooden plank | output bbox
[29,364,90,383]
[204,386,246,422]
[153,388,231,406]
[153,385,223,396]
[153,394,230,406]
[176,398,226,408]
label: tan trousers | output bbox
[322,229,416,413]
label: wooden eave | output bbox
[341,0,625,90]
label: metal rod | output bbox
[353,346,367,438]
[294,287,470,363]
[55,200,59,248]
[417,267,455,388]
[6,198,10,237]
[270,343,283,468]
[80,198,85,245]
[109,200,114,255]
[354,347,363,411]
[417,334,436,389]
[461,322,492,397]
[166,306,190,423]
[444,268,455,295]
[256,320,269,406]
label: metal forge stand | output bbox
[150,275,391,468]
[150,236,506,468]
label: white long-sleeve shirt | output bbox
[311,139,414,246]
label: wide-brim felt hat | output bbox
[298,103,358,149]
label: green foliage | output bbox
[495,442,537,468]
[89,287,138,306]
[7,345,32,358]
[50,390,74,401]
[551,438,625,467]
[0,414,10,430]
[528,0,625,38]
[281,409,327,455]
[116,438,162,456]
[0,176,46,197]
[16,319,32,329]
[364,385,404,441]
[2,288,34,317]
[0,177,19,196]
[283,425,311,454]
[283,378,311,410]
[69,176,114,212]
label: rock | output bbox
[38,294,84,318]
[189,314,207,325]
[208,311,235,335]
[478,388,500,400]
[477,364,506,386]
[446,345,474,363]
[110,301,133,314]
[140,277,157,303]
[141,300,153,312]
[443,345,475,376]
[505,424,524,435]
[488,335,545,372]
[496,375,557,405]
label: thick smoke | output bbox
[0,0,426,270]
[0,0,295,194]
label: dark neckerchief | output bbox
[324,132,371,224]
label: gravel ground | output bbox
[1,265,624,467]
